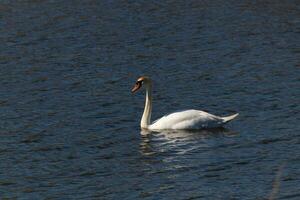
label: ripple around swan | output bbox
[140,128,238,155]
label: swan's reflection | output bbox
[140,128,239,156]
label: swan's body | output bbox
[149,110,238,130]
[132,76,238,130]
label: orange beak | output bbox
[131,82,142,93]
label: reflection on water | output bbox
[141,128,238,141]
[140,128,239,156]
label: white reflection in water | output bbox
[139,128,239,157]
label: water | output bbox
[0,0,299,199]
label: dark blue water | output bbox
[0,0,299,199]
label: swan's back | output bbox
[149,109,225,130]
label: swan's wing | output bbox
[149,110,223,130]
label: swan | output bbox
[132,76,239,130]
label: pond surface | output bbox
[0,0,299,199]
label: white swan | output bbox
[132,76,238,130]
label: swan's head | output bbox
[131,76,150,93]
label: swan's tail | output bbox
[222,113,239,123]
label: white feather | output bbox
[149,110,228,130]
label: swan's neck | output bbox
[141,83,152,129]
